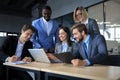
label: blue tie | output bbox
[83,43,88,58]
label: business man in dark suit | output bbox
[71,23,108,66]
[0,24,35,80]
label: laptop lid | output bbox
[28,49,51,63]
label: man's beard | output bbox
[77,37,83,43]
[44,17,50,21]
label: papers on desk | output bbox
[5,61,30,65]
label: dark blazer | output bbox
[73,35,108,65]
[87,18,100,35]
[55,42,76,54]
[0,36,33,64]
[0,36,32,80]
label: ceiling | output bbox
[0,0,48,17]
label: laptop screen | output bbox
[28,49,51,63]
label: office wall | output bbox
[0,0,104,32]
[0,14,31,32]
[47,0,104,18]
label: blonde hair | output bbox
[73,6,88,23]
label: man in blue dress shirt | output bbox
[31,5,59,53]
[71,23,108,66]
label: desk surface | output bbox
[4,62,120,80]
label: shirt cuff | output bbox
[5,57,10,62]
[85,59,91,65]
[34,45,41,48]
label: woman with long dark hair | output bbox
[47,26,76,62]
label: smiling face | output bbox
[42,9,51,21]
[59,29,68,42]
[76,10,83,22]
[72,28,83,42]
[74,7,88,23]
[20,29,33,43]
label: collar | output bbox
[62,42,68,46]
[18,39,25,45]
[84,34,90,44]
[85,18,89,25]
[42,17,51,23]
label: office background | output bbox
[0,0,120,55]
[0,0,119,79]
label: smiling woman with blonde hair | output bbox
[73,6,100,35]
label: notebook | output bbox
[28,49,51,63]
[4,61,30,65]
[53,52,73,64]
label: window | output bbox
[0,32,7,37]
[88,0,120,42]
[0,32,18,37]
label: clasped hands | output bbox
[8,55,32,62]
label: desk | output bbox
[4,62,120,80]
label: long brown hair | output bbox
[59,27,72,46]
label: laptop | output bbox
[28,49,51,63]
[53,52,73,64]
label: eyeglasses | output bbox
[76,13,82,16]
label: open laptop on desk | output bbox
[53,52,73,64]
[28,49,51,63]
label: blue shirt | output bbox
[15,40,25,60]
[84,35,91,65]
[42,17,53,36]
[84,35,90,55]
[5,40,25,61]
[61,42,68,53]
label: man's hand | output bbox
[47,53,58,60]
[8,55,19,62]
[71,59,87,67]
[22,57,32,62]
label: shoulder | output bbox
[71,41,79,47]
[26,40,33,44]
[95,34,104,38]
[56,42,61,46]
[92,34,105,41]
[71,41,76,45]
[32,18,42,24]
[88,18,97,23]
[51,19,59,25]
[6,36,18,41]
[88,18,95,21]
[1,36,18,47]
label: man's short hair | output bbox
[42,5,52,12]
[71,23,88,34]
[22,24,35,33]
